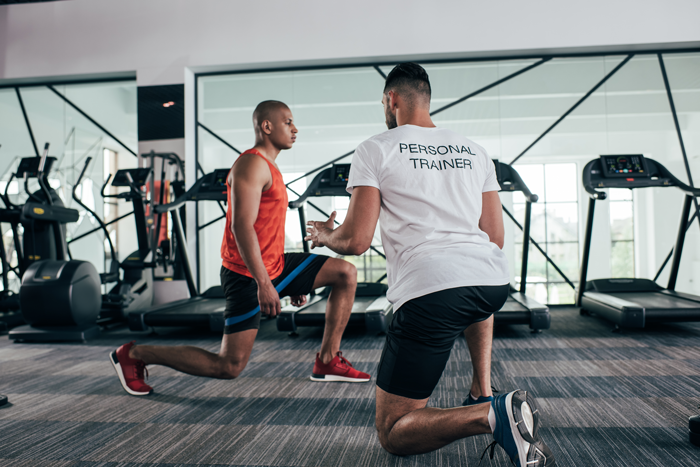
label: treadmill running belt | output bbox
[607,292,700,309]
[499,298,528,313]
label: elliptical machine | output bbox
[71,157,156,321]
[0,172,24,329]
[69,154,187,323]
[9,145,102,342]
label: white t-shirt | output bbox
[347,124,509,310]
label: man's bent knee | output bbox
[375,425,401,456]
[216,359,246,379]
[337,260,357,285]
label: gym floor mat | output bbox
[1,307,699,466]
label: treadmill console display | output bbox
[112,168,151,187]
[600,155,649,178]
[330,164,351,187]
[16,156,56,178]
[205,169,229,193]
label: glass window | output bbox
[513,163,579,304]
[609,189,635,278]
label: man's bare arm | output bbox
[479,191,505,249]
[230,155,281,316]
[305,186,381,255]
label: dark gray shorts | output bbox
[377,284,510,399]
[220,253,329,334]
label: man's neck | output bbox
[397,109,436,128]
[252,141,281,162]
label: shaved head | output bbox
[251,100,297,150]
[253,100,289,127]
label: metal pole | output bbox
[198,122,241,154]
[520,201,533,294]
[431,58,551,117]
[171,209,198,297]
[197,214,226,231]
[0,229,9,293]
[577,197,596,307]
[298,208,309,253]
[47,85,138,157]
[668,194,693,291]
[373,66,387,80]
[15,88,39,157]
[509,54,633,166]
[68,211,134,244]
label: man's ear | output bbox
[261,120,272,135]
[387,90,399,110]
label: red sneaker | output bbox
[109,341,153,396]
[310,352,370,383]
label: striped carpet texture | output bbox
[1,307,700,466]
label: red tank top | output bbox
[221,149,288,279]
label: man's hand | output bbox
[290,295,308,307]
[257,281,281,317]
[305,211,337,249]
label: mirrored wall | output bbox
[0,80,138,294]
[196,52,700,304]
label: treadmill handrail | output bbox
[582,159,607,200]
[496,163,538,203]
[155,172,212,214]
[288,169,327,209]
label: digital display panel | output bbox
[16,156,56,177]
[330,164,351,186]
[111,168,151,187]
[600,154,649,178]
[207,169,229,193]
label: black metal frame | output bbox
[2,77,138,298]
[192,47,700,297]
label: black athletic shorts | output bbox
[220,253,329,334]
[376,284,510,400]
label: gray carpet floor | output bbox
[1,308,700,466]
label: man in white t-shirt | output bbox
[305,63,554,465]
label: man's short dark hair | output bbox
[253,100,288,126]
[383,63,431,102]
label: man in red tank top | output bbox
[110,101,369,396]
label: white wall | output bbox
[1,0,699,87]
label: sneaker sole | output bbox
[309,374,370,382]
[506,390,554,467]
[529,440,556,466]
[109,351,152,396]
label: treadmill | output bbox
[577,154,700,328]
[277,164,393,335]
[493,161,551,331]
[127,169,229,332]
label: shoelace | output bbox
[479,441,517,467]
[133,361,149,381]
[335,352,353,368]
